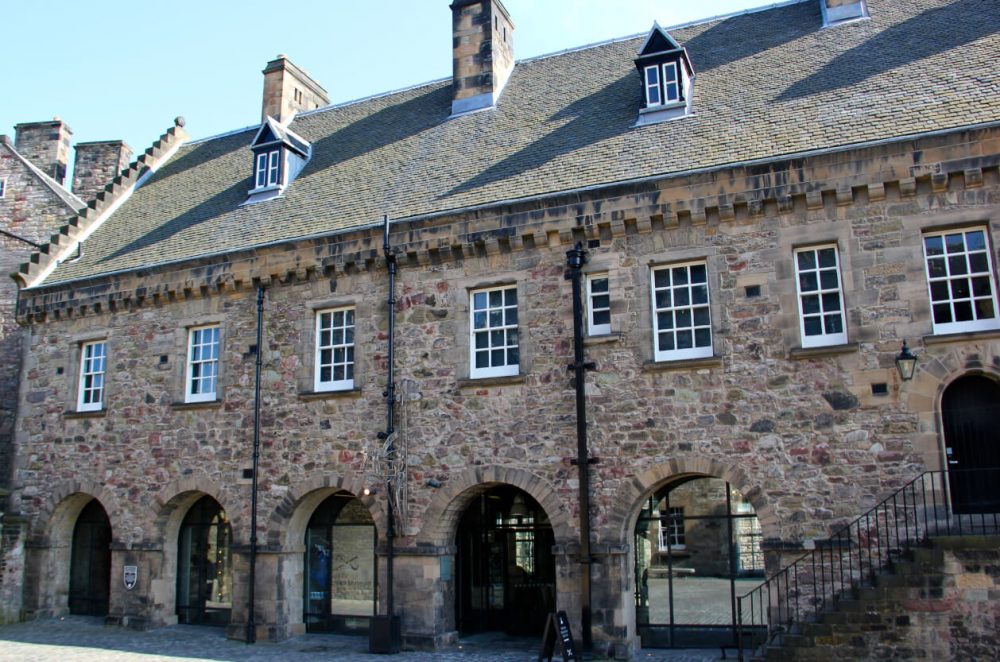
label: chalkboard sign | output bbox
[538,610,577,662]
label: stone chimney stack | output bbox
[72,140,133,202]
[450,0,515,116]
[261,55,330,124]
[14,118,73,186]
[821,0,868,26]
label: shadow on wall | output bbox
[777,0,1000,101]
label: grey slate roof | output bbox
[42,0,1000,286]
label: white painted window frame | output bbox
[651,261,713,362]
[77,340,107,412]
[586,273,611,336]
[469,285,519,379]
[314,306,355,392]
[794,245,848,348]
[185,325,220,403]
[662,61,680,103]
[254,149,281,190]
[658,506,686,551]
[644,65,662,106]
[922,227,1000,335]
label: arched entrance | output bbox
[634,476,764,648]
[942,375,1000,513]
[303,491,376,634]
[68,499,112,616]
[176,495,232,625]
[455,485,555,636]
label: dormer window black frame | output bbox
[245,116,312,204]
[634,23,695,126]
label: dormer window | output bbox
[635,23,695,126]
[644,62,680,107]
[245,116,312,204]
[255,150,280,189]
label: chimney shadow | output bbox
[442,73,636,199]
[777,0,1000,102]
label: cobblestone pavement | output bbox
[0,617,728,662]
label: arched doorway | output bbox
[942,375,1000,513]
[68,499,112,616]
[455,485,555,636]
[176,495,232,625]
[634,476,764,648]
[303,491,376,634]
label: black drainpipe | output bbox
[376,214,400,652]
[566,242,595,658]
[246,285,265,644]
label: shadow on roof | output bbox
[777,0,1000,101]
[680,1,816,74]
[443,73,636,199]
[298,85,451,182]
[99,138,252,264]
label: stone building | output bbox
[0,122,132,622]
[6,0,1000,657]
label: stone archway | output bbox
[256,473,382,640]
[22,481,119,619]
[415,466,574,547]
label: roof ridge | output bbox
[14,118,189,289]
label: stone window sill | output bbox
[584,332,621,347]
[171,399,223,411]
[63,409,107,419]
[641,356,722,373]
[456,373,528,388]
[922,329,1000,346]
[298,387,362,401]
[788,343,859,360]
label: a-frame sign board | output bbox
[538,610,578,662]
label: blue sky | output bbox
[1,0,777,155]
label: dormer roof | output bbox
[635,22,694,77]
[252,116,310,157]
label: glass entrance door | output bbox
[176,496,232,626]
[634,477,764,648]
[455,486,555,636]
[303,492,376,634]
[69,499,112,616]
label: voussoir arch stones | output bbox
[415,465,573,548]
[265,472,385,550]
[151,470,244,545]
[29,479,122,547]
[602,456,777,545]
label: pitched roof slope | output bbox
[42,0,1000,286]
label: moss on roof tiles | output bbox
[45,0,1000,284]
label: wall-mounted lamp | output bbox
[895,340,917,381]
[363,487,376,496]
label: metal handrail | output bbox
[736,468,1000,660]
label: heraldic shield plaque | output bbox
[123,565,138,590]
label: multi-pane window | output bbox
[923,228,1000,334]
[315,307,355,391]
[644,66,662,106]
[470,285,519,378]
[644,62,680,107]
[186,325,220,403]
[254,149,280,189]
[586,273,611,336]
[651,262,713,361]
[658,507,685,550]
[77,341,106,412]
[794,246,847,347]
